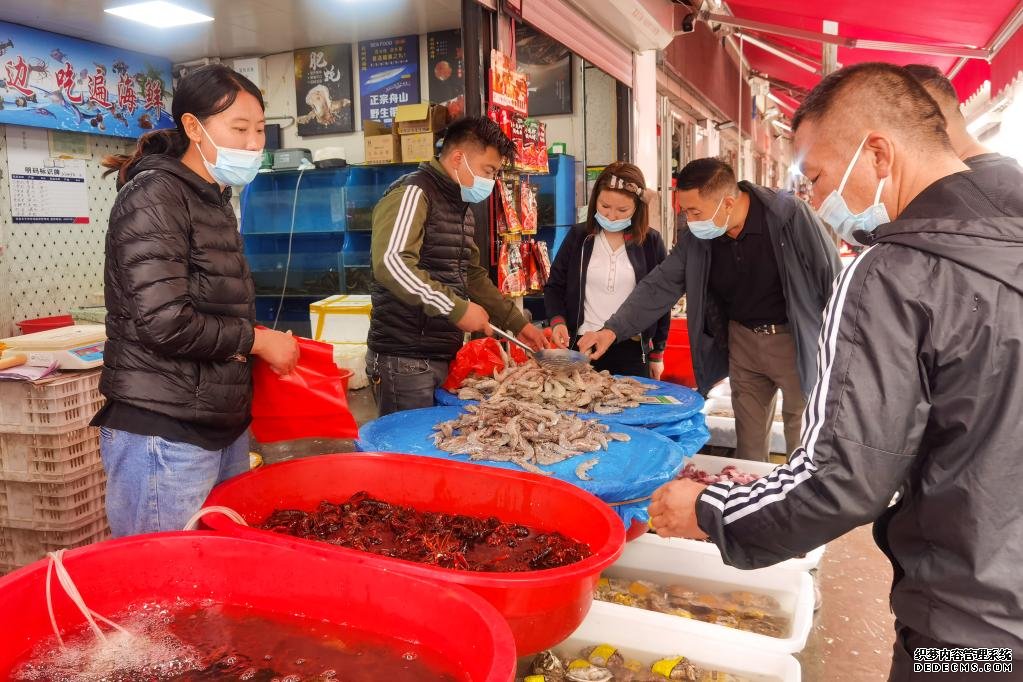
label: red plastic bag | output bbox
[250,335,359,443]
[442,338,528,392]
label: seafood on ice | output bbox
[432,398,631,478]
[456,359,654,415]
[520,645,749,681]
[595,577,790,639]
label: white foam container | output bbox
[681,454,826,571]
[602,536,816,654]
[309,295,371,344]
[553,600,801,681]
[702,395,788,454]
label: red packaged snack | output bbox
[520,181,538,234]
[500,179,523,234]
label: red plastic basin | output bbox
[202,452,627,655]
[0,532,515,681]
[626,519,648,541]
[15,315,74,335]
[663,317,697,388]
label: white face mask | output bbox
[687,196,730,240]
[815,134,891,245]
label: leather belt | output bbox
[748,323,788,336]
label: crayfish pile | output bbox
[259,491,592,572]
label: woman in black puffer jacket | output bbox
[92,65,299,537]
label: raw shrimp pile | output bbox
[456,359,653,415]
[433,398,630,479]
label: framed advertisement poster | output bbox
[516,23,573,116]
[427,29,465,119]
[294,44,355,136]
[489,50,528,116]
[359,35,420,126]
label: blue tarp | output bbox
[358,406,703,528]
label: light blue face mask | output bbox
[816,134,891,245]
[687,196,730,240]
[196,120,263,187]
[595,212,632,232]
[459,155,496,203]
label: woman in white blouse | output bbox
[544,162,670,378]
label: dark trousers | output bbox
[366,350,450,417]
[889,622,1022,681]
[588,338,649,378]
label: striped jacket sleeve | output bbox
[696,245,932,568]
[371,184,469,323]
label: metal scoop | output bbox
[489,326,591,373]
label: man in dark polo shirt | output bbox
[579,158,840,461]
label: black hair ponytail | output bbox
[102,63,264,187]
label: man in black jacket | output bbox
[578,159,840,461]
[368,117,546,416]
[648,62,1023,680]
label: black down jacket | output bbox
[100,155,256,430]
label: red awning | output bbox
[724,0,1022,105]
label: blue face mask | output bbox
[687,196,730,240]
[595,212,632,232]
[196,120,263,187]
[816,134,891,245]
[459,155,496,203]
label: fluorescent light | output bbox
[788,162,802,177]
[105,1,214,28]
[772,119,792,132]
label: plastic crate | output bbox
[0,426,101,482]
[0,465,106,529]
[2,510,110,569]
[0,371,105,434]
[0,526,12,568]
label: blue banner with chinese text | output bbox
[0,20,173,139]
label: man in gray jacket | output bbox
[579,159,840,461]
[648,62,1023,680]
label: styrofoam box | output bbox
[602,537,815,654]
[551,600,801,682]
[682,454,826,571]
[309,295,371,344]
[703,396,787,454]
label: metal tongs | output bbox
[489,325,591,373]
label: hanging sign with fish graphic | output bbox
[0,21,173,139]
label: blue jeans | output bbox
[100,428,250,537]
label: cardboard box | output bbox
[363,120,401,164]
[395,103,449,136]
[401,132,438,163]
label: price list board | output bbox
[5,127,90,224]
